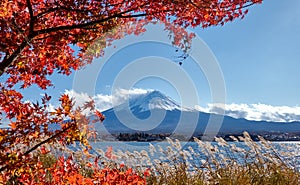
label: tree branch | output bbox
[36,0,131,18]
[37,6,101,18]
[36,7,59,18]
[0,2,151,75]
[188,0,210,9]
[0,0,37,76]
[0,39,30,76]
[0,10,140,75]
[0,124,73,173]
[23,125,73,156]
[188,0,257,11]
[26,0,34,33]
[35,10,144,35]
[238,2,256,10]
[118,13,148,18]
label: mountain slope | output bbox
[95,91,300,136]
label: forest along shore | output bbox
[91,132,300,142]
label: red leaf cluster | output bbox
[0,152,148,185]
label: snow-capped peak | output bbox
[112,90,192,112]
[130,90,180,111]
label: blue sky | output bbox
[195,0,300,106]
[20,0,300,111]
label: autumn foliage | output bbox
[0,151,149,184]
[0,0,262,184]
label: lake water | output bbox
[89,141,300,171]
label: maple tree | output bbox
[0,0,262,183]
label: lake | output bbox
[89,141,300,171]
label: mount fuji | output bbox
[112,90,192,112]
[95,91,300,138]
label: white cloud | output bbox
[64,88,152,112]
[195,103,300,122]
[110,88,149,107]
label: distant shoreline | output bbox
[92,131,300,142]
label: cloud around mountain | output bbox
[64,88,151,112]
[65,88,300,123]
[195,103,300,123]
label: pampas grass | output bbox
[27,132,300,184]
